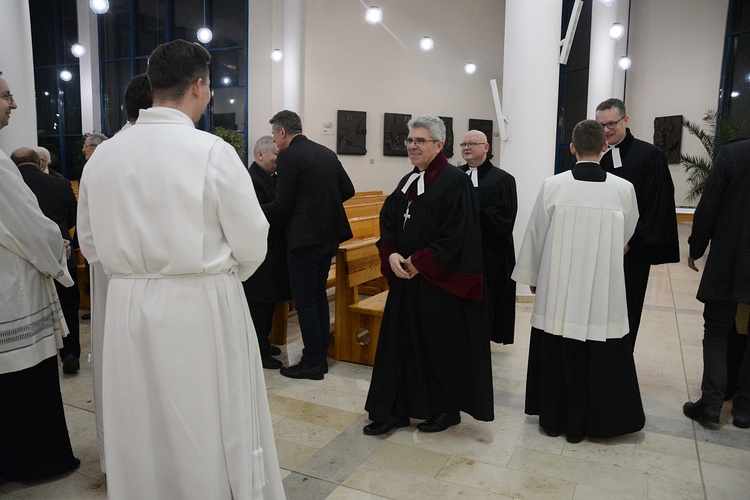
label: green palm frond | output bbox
[679,110,743,202]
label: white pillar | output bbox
[0,2,37,152]
[248,0,277,142]
[499,0,562,294]
[587,0,630,115]
[77,0,101,133]
[282,0,304,115]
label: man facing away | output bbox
[596,98,679,349]
[12,147,80,374]
[513,119,644,443]
[683,138,750,429]
[243,135,290,369]
[264,110,355,380]
[459,129,518,345]
[77,40,284,499]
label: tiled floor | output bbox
[2,222,750,499]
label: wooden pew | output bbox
[343,194,387,206]
[348,214,380,241]
[329,237,389,365]
[345,202,383,219]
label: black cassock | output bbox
[461,159,517,344]
[365,153,494,423]
[600,129,679,265]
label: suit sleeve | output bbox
[689,146,731,259]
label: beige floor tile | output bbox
[274,438,320,471]
[325,486,389,499]
[273,416,342,449]
[366,441,450,478]
[438,455,577,499]
[646,473,707,500]
[268,394,363,431]
[696,440,750,471]
[511,446,648,497]
[343,460,509,499]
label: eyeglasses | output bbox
[599,116,625,130]
[0,92,14,104]
[404,138,438,147]
[459,142,487,148]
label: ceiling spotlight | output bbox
[419,36,434,52]
[229,98,236,104]
[608,22,625,40]
[597,0,616,6]
[60,69,73,82]
[71,43,87,58]
[617,56,632,70]
[464,62,477,75]
[221,77,232,86]
[197,27,213,43]
[271,49,283,61]
[89,0,109,14]
[365,6,383,25]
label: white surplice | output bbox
[1,149,72,375]
[77,107,285,499]
[512,170,639,342]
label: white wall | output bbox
[625,0,729,207]
[297,0,505,192]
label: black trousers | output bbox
[56,256,80,360]
[248,301,276,355]
[623,254,650,350]
[699,300,750,411]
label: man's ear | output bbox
[569,143,576,155]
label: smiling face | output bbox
[407,127,443,171]
[0,77,18,130]
[460,130,489,167]
[595,107,629,146]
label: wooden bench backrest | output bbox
[343,194,388,206]
[345,202,383,219]
[348,214,380,241]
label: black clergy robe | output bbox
[461,159,517,344]
[600,129,679,347]
[364,153,494,423]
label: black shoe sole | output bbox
[363,418,410,436]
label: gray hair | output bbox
[408,114,446,141]
[86,133,108,146]
[35,146,51,162]
[253,135,275,156]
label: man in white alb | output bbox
[77,40,285,499]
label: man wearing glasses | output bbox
[459,130,518,345]
[363,115,494,436]
[596,98,679,350]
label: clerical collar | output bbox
[467,167,479,187]
[403,152,448,201]
[571,161,606,182]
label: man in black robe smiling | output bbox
[363,115,494,435]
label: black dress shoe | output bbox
[542,426,560,438]
[732,407,750,429]
[363,416,410,436]
[683,401,721,427]
[417,412,461,433]
[280,362,324,380]
[262,355,283,369]
[268,345,282,356]
[62,354,80,374]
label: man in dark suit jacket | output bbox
[12,147,81,374]
[243,136,290,369]
[265,110,355,380]
[683,138,750,429]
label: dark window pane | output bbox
[726,32,750,132]
[734,0,750,32]
[35,68,62,135]
[211,49,245,133]
[29,0,58,66]
[212,0,245,48]
[173,0,204,42]
[137,0,168,56]
[60,68,82,134]
[102,2,133,59]
[101,61,131,134]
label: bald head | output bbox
[11,147,42,170]
[460,130,489,167]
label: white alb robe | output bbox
[1,149,72,375]
[512,170,638,342]
[77,107,285,499]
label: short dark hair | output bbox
[572,119,606,157]
[10,147,40,167]
[85,133,108,146]
[147,40,210,102]
[596,98,627,117]
[124,73,152,121]
[269,110,303,134]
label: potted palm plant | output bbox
[680,110,743,202]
